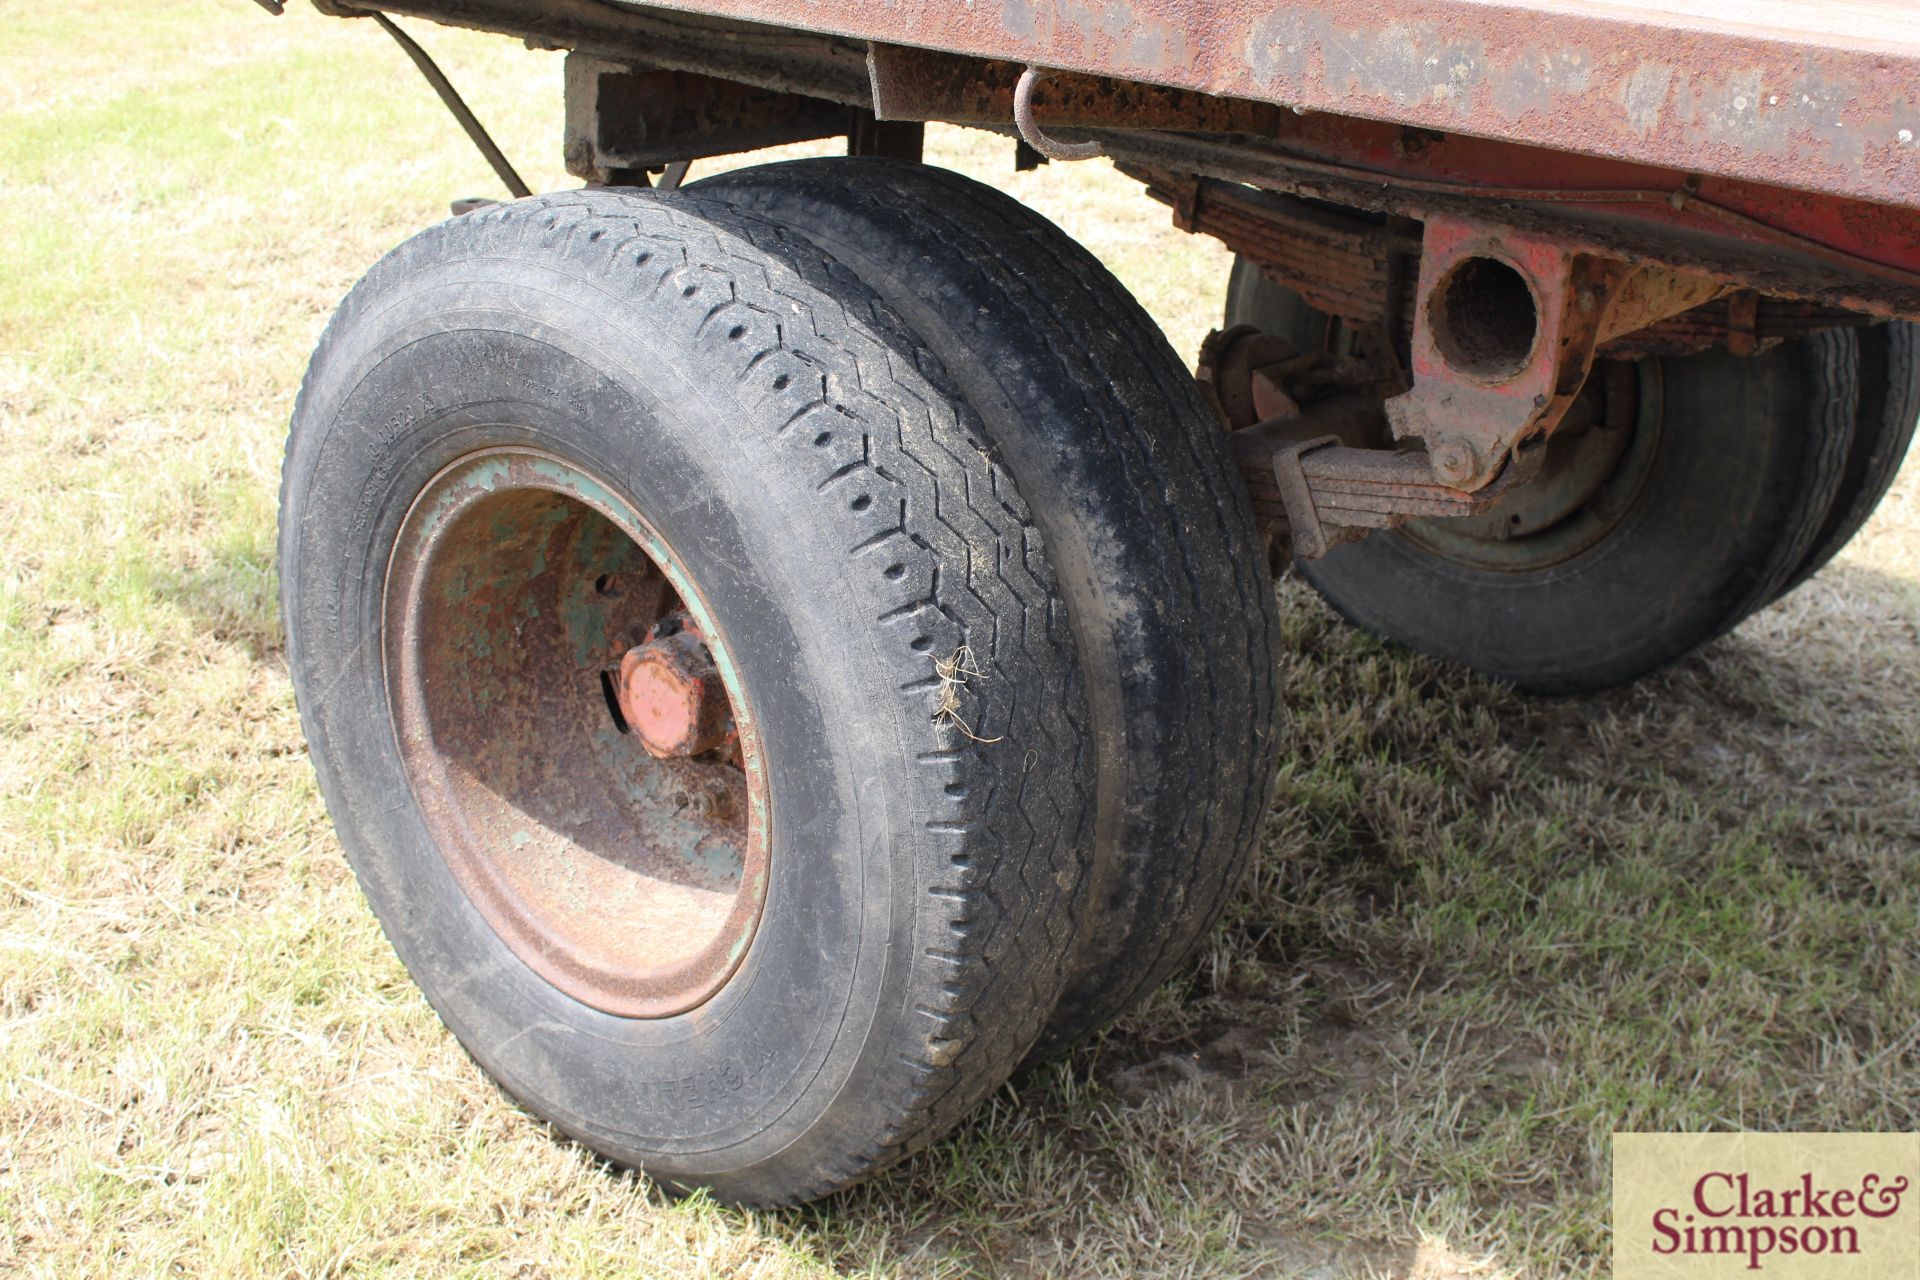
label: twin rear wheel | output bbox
[281,168,1278,1205]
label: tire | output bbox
[1772,320,1920,599]
[280,189,1097,1205]
[694,159,1282,1057]
[1225,256,1860,693]
[1225,254,1327,356]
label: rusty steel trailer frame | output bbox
[322,0,1920,312]
[280,0,1920,538]
[651,0,1920,213]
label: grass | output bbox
[2,2,1917,1275]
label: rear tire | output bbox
[281,189,1096,1205]
[1773,320,1920,599]
[696,159,1282,1057]
[1225,255,1327,355]
[1225,256,1862,693]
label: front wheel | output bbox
[281,190,1097,1204]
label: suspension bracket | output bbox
[1388,216,1723,490]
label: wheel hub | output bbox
[1399,361,1658,572]
[617,620,735,760]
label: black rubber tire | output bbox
[695,159,1282,1058]
[1772,320,1920,599]
[1225,255,1327,356]
[280,189,1097,1205]
[1225,256,1861,693]
[1229,255,1920,619]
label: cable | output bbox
[371,12,531,200]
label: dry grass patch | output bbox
[2,3,1917,1277]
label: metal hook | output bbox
[1013,67,1102,162]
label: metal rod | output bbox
[1013,67,1101,163]
[370,12,532,199]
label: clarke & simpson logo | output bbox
[1614,1133,1920,1279]
[1650,1170,1909,1269]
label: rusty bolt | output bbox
[616,630,732,759]
[1429,437,1479,487]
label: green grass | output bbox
[3,2,1917,1275]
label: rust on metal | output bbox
[1154,164,1880,361]
[1195,218,1687,560]
[1205,300,1641,560]
[1200,326,1308,428]
[383,448,769,1019]
[623,0,1920,213]
[1392,361,1661,572]
[1011,66,1103,162]
[1107,125,1920,318]
[1422,387,1628,551]
[1224,358,1653,567]
[1384,215,1718,490]
[866,43,1277,136]
[1203,325,1483,555]
[1237,428,1543,561]
[564,56,851,179]
[1274,438,1486,560]
[359,0,1920,315]
[617,620,735,760]
[1226,408,1592,560]
[1725,289,1762,358]
[1134,165,1417,327]
[1600,295,1875,358]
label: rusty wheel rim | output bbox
[1399,361,1660,572]
[383,448,769,1018]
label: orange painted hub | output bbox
[617,626,734,759]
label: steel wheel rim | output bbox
[383,447,769,1018]
[1398,361,1662,572]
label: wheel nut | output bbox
[616,631,732,758]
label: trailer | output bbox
[261,0,1920,1204]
